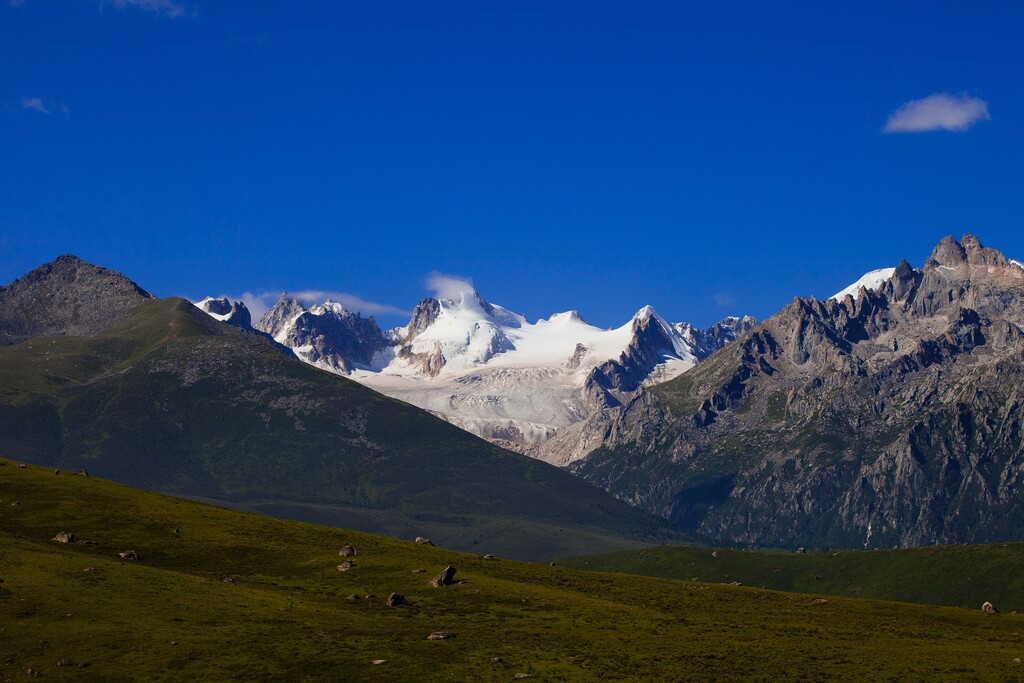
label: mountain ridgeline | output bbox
[0,256,679,560]
[237,288,754,460]
[571,235,1024,550]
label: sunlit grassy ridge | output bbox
[3,459,1024,681]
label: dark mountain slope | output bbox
[0,254,154,346]
[572,235,1024,549]
[0,295,676,559]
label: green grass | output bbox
[3,460,1024,681]
[560,543,1024,612]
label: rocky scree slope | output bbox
[234,288,752,462]
[572,235,1024,550]
[0,254,154,346]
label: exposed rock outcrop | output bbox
[572,235,1024,550]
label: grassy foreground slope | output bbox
[0,297,676,560]
[559,544,1024,612]
[3,460,1024,681]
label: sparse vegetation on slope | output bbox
[560,543,1024,612]
[3,460,1024,681]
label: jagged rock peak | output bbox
[926,234,1011,271]
[256,295,307,340]
[406,298,441,339]
[195,296,252,329]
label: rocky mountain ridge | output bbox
[570,234,1024,549]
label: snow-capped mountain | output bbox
[192,286,753,463]
[194,296,252,328]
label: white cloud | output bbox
[425,272,476,302]
[109,0,188,18]
[883,93,991,133]
[20,97,49,114]
[201,291,410,322]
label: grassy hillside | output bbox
[0,298,677,560]
[3,460,1024,681]
[559,543,1024,612]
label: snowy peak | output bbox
[195,296,252,328]
[831,268,898,302]
[239,282,755,457]
[253,295,388,374]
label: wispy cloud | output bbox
[201,291,410,322]
[883,93,991,133]
[109,0,189,18]
[713,292,737,308]
[20,97,49,114]
[425,272,476,302]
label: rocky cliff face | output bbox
[571,235,1024,549]
[0,255,154,345]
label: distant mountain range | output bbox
[0,256,678,560]
[571,235,1024,549]
[7,233,1024,553]
[196,288,754,462]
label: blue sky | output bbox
[2,1,1022,328]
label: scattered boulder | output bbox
[77,469,89,477]
[365,594,377,599]
[17,463,27,469]
[345,594,360,601]
[52,532,75,543]
[426,631,455,640]
[411,568,426,574]
[983,601,999,614]
[83,567,95,573]
[491,657,503,664]
[386,592,407,607]
[337,561,354,572]
[372,660,386,665]
[54,469,60,475]
[481,554,496,560]
[339,545,357,557]
[415,536,434,546]
[796,547,806,554]
[549,561,556,567]
[711,551,718,558]
[57,659,71,667]
[118,550,140,561]
[431,565,457,587]
[811,598,829,605]
[9,501,20,507]
[514,674,532,679]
